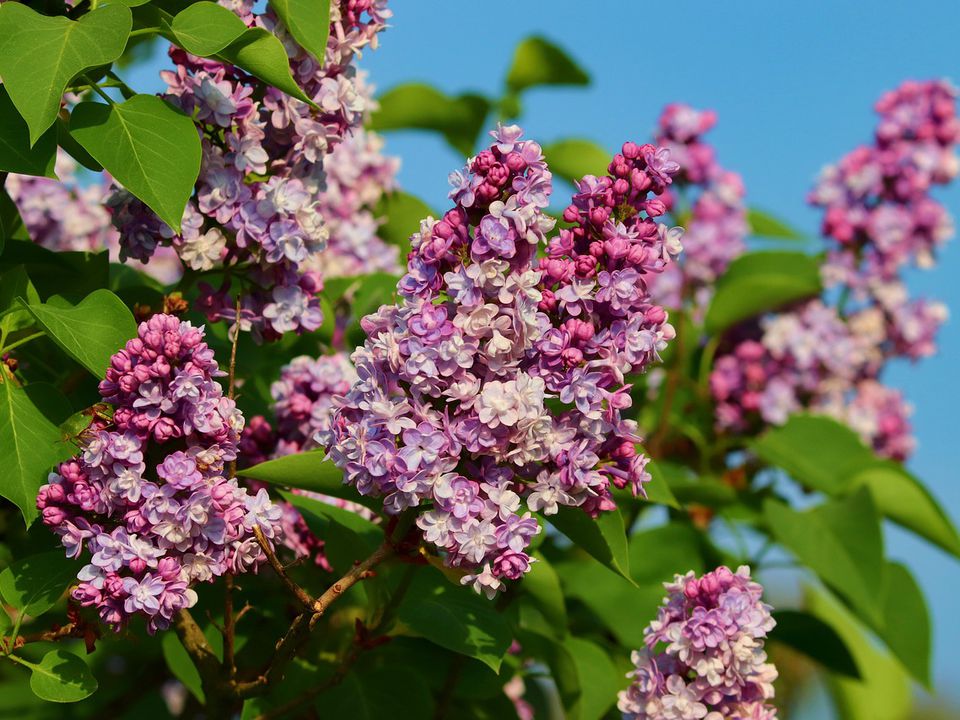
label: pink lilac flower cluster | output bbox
[7,154,181,283]
[238,353,364,568]
[36,314,283,632]
[649,104,748,312]
[710,80,957,460]
[304,128,402,278]
[618,566,778,720]
[321,124,680,597]
[106,0,390,340]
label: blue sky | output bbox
[124,0,960,705]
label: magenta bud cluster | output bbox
[618,566,778,720]
[322,124,680,597]
[36,314,283,633]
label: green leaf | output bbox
[27,650,97,703]
[641,457,680,509]
[397,567,512,671]
[747,208,805,240]
[161,633,204,702]
[370,83,491,156]
[20,288,137,378]
[806,584,911,720]
[627,522,704,585]
[704,251,821,333]
[280,489,380,544]
[0,380,74,526]
[269,0,330,63]
[0,241,108,301]
[764,488,884,626]
[754,414,960,558]
[0,3,132,144]
[876,561,930,687]
[374,190,434,247]
[770,610,860,678]
[505,36,589,93]
[0,551,77,617]
[170,1,247,56]
[236,450,379,509]
[0,265,40,337]
[521,553,567,638]
[1,185,29,248]
[219,29,313,105]
[319,662,432,720]
[516,630,580,713]
[564,636,619,720]
[546,506,633,582]
[542,139,610,185]
[55,117,102,172]
[0,86,57,178]
[70,95,200,233]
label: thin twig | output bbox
[223,575,236,678]
[252,526,316,611]
[309,542,394,626]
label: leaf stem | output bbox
[82,76,116,106]
[1,331,45,355]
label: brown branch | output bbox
[173,609,233,713]
[223,574,237,678]
[309,542,393,627]
[253,526,316,610]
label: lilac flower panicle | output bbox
[618,566,778,720]
[37,314,283,632]
[322,125,680,597]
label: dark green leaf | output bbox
[641,457,680,509]
[770,609,859,678]
[70,95,200,233]
[747,208,805,240]
[764,488,884,625]
[0,3,132,144]
[280,489,380,544]
[542,139,610,185]
[397,567,511,671]
[547,506,632,582]
[0,550,76,617]
[0,265,40,336]
[0,241,108,301]
[0,380,74,526]
[876,562,930,687]
[370,83,491,156]
[161,633,204,702]
[171,1,247,55]
[806,584,910,720]
[27,649,98,703]
[318,662,432,720]
[505,36,589,93]
[564,636,619,720]
[627,522,703,585]
[522,553,567,637]
[1,185,29,248]
[704,251,821,333]
[0,86,56,178]
[20,288,137,378]
[269,0,330,64]
[374,190,434,247]
[56,117,102,172]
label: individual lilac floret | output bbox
[618,566,778,720]
[36,314,283,633]
[323,125,679,597]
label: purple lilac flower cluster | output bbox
[106,0,390,340]
[7,154,182,283]
[304,128,403,278]
[321,124,680,597]
[238,353,366,568]
[648,104,748,314]
[618,566,778,720]
[36,314,283,632]
[709,80,957,460]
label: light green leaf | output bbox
[505,36,589,93]
[806,584,911,720]
[19,288,136,378]
[770,610,859,678]
[0,86,57,178]
[627,522,704,586]
[1,265,40,337]
[0,551,77,618]
[747,208,805,240]
[547,506,633,582]
[641,457,680,509]
[70,95,200,233]
[0,380,74,526]
[374,190,434,247]
[370,83,491,156]
[542,139,610,185]
[764,488,885,626]
[219,29,313,105]
[0,3,132,144]
[754,414,960,558]
[564,636,619,720]
[280,489,381,543]
[171,1,247,56]
[236,450,378,509]
[27,650,98,703]
[522,553,567,638]
[161,633,204,702]
[704,251,821,333]
[269,0,330,63]
[397,567,511,671]
[876,561,931,687]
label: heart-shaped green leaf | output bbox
[505,36,589,94]
[0,86,57,178]
[0,550,77,618]
[0,3,132,144]
[28,649,98,703]
[171,1,247,56]
[543,139,611,186]
[547,506,633,583]
[269,0,330,63]
[70,95,200,233]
